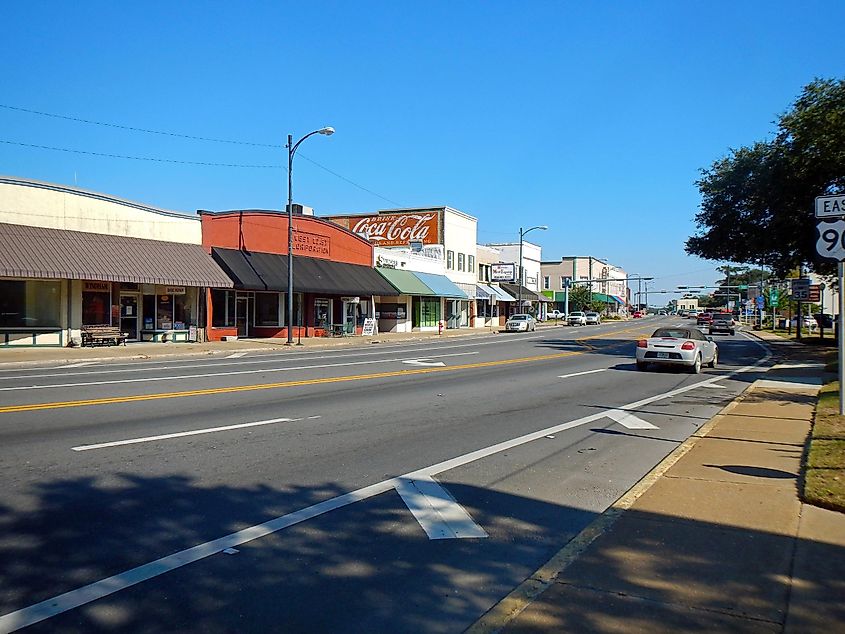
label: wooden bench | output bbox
[81,325,128,347]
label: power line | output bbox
[0,139,282,168]
[1,103,404,205]
[296,153,403,207]
[0,104,283,148]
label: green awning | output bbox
[592,292,623,304]
[375,268,436,295]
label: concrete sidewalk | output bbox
[0,325,513,368]
[469,332,845,633]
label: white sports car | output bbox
[635,327,718,374]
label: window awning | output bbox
[475,284,492,299]
[413,272,469,299]
[375,268,437,296]
[212,247,397,295]
[499,282,551,302]
[593,292,624,304]
[0,222,233,287]
[487,284,516,302]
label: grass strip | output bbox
[804,381,845,513]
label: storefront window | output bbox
[255,292,281,326]
[413,297,440,328]
[314,298,330,328]
[210,290,234,327]
[82,285,112,325]
[0,280,62,328]
[157,295,174,330]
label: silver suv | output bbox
[585,311,601,325]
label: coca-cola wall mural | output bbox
[325,210,442,248]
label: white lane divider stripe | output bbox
[0,353,773,633]
[60,362,98,368]
[395,476,487,540]
[224,352,248,359]
[71,416,316,451]
[557,368,607,379]
[0,351,479,392]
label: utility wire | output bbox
[0,104,283,148]
[0,140,282,168]
[1,103,404,205]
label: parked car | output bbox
[677,310,688,318]
[791,315,817,330]
[547,309,566,320]
[635,326,718,374]
[687,310,700,319]
[814,313,834,328]
[658,310,667,316]
[567,311,587,326]
[585,311,601,325]
[505,313,536,332]
[709,312,736,336]
[631,311,643,319]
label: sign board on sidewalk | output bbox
[816,194,845,218]
[362,318,376,336]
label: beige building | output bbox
[540,256,628,314]
[0,176,231,347]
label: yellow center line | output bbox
[1,325,650,414]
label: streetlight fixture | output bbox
[518,225,548,313]
[286,126,335,345]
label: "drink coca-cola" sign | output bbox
[328,211,442,247]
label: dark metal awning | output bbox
[0,222,233,287]
[212,247,397,296]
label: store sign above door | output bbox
[157,286,186,295]
[491,263,515,282]
[330,211,442,247]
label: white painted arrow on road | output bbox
[604,409,659,429]
[395,476,488,540]
[403,359,446,367]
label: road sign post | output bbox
[816,208,845,415]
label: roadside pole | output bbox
[815,194,845,415]
[839,261,844,415]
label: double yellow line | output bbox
[1,325,650,414]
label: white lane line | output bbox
[701,383,727,389]
[0,352,774,633]
[395,476,487,540]
[772,362,826,370]
[0,351,479,392]
[604,409,659,430]
[557,368,607,379]
[0,333,530,381]
[60,362,99,368]
[224,353,248,359]
[71,416,316,451]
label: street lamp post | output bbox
[286,126,335,345]
[517,225,547,314]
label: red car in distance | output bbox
[632,311,644,318]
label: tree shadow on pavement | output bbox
[2,471,843,633]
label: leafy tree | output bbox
[687,78,845,276]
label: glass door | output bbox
[236,294,251,337]
[120,294,140,340]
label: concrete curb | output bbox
[465,379,759,634]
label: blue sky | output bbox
[3,1,844,296]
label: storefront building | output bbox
[200,209,396,340]
[540,256,629,316]
[0,177,232,346]
[324,206,480,329]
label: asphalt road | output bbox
[0,318,774,633]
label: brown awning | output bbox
[0,222,233,287]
